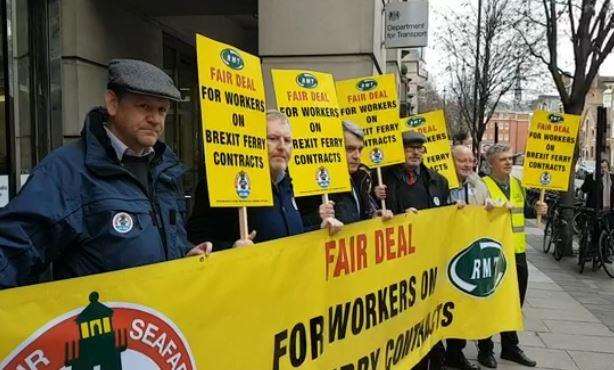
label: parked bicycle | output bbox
[576,208,614,277]
[543,200,577,260]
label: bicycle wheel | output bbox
[543,219,553,253]
[573,212,587,235]
[599,231,614,278]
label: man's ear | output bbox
[105,90,119,116]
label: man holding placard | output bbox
[479,143,547,368]
[188,110,305,249]
[404,110,459,189]
[377,130,449,370]
[378,131,450,214]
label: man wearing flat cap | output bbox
[0,59,211,288]
[377,130,449,214]
[376,129,450,370]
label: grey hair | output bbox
[266,109,290,126]
[342,120,364,140]
[451,144,473,159]
[485,143,511,163]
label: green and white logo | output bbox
[548,113,564,124]
[220,48,245,70]
[406,116,426,128]
[357,79,378,91]
[448,238,507,297]
[296,73,318,89]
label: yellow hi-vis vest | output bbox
[482,175,526,254]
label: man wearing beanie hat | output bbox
[0,59,211,288]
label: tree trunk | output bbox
[556,102,585,256]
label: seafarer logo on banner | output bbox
[448,238,507,298]
[1,292,195,370]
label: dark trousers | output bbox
[445,338,467,360]
[478,253,528,354]
[412,341,445,370]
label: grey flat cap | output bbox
[402,130,427,146]
[107,59,181,101]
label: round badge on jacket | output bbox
[112,212,134,233]
[433,196,441,206]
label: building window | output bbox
[163,34,200,201]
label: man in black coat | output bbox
[581,159,614,210]
[188,110,305,250]
[378,130,449,213]
[377,130,449,370]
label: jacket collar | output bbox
[81,107,184,181]
[392,163,434,184]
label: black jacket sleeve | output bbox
[295,195,323,232]
[187,179,238,251]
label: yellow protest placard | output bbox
[336,74,405,168]
[403,110,459,188]
[272,69,351,197]
[0,206,521,369]
[196,34,272,207]
[522,110,581,191]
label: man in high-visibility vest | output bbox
[478,143,547,369]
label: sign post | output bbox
[385,0,430,49]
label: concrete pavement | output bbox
[458,220,614,370]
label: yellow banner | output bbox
[0,206,521,369]
[403,110,459,188]
[196,34,272,207]
[272,69,351,197]
[522,110,581,191]
[336,74,404,168]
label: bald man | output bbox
[445,145,492,370]
[448,145,491,206]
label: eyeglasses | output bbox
[405,145,425,152]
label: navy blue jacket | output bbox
[187,173,304,250]
[0,107,191,288]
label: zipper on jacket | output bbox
[117,162,176,260]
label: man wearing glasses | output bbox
[376,130,449,370]
[378,130,449,214]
